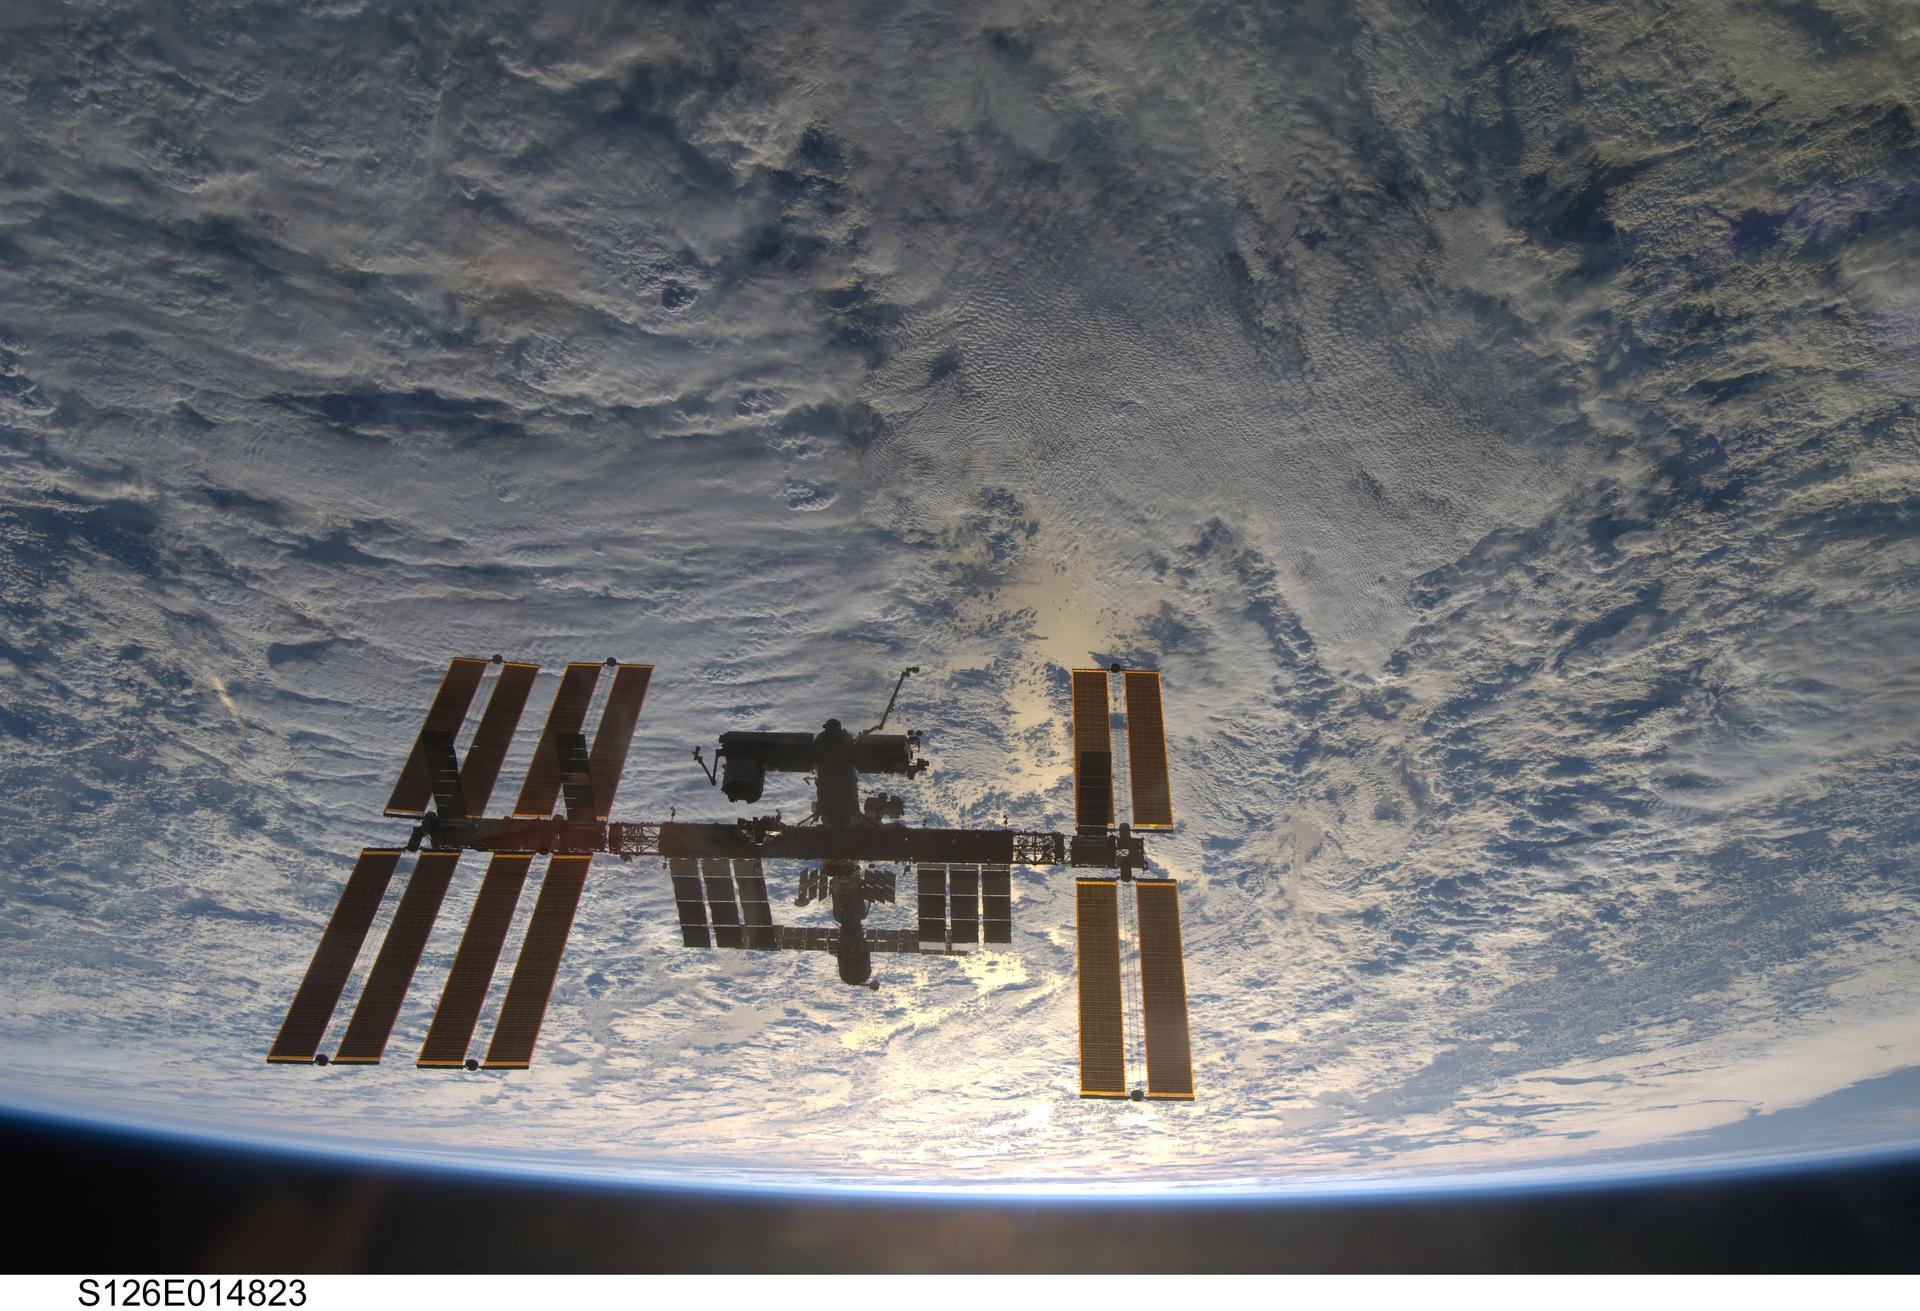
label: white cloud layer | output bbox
[1,0,1917,1188]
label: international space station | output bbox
[267,659,1194,1100]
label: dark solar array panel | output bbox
[734,859,777,949]
[484,855,591,1069]
[1076,879,1127,1098]
[587,664,652,819]
[386,659,487,816]
[1071,669,1114,831]
[418,853,530,1067]
[268,848,401,1063]
[333,851,460,1064]
[703,858,743,949]
[1135,880,1194,1099]
[513,664,602,817]
[917,865,947,942]
[669,857,709,947]
[556,731,595,820]
[422,730,468,819]
[1123,670,1175,830]
[867,929,926,954]
[458,662,538,818]
[981,865,1012,945]
[949,865,979,944]
[862,866,896,905]
[776,926,835,953]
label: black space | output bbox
[9,1112,1920,1273]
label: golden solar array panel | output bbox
[669,856,709,947]
[385,660,488,816]
[734,859,777,950]
[1134,880,1194,1099]
[703,858,743,949]
[484,855,592,1069]
[513,663,603,818]
[1071,669,1114,831]
[268,848,402,1063]
[418,853,530,1067]
[587,664,653,819]
[1076,879,1127,1098]
[457,662,540,818]
[333,851,461,1064]
[1122,670,1174,830]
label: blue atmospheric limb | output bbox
[7,1099,1920,1207]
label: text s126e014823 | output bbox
[78,1280,307,1308]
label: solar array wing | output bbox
[703,858,743,948]
[776,926,835,953]
[588,663,653,819]
[333,850,460,1064]
[418,853,530,1067]
[949,865,979,944]
[1071,669,1114,832]
[1075,879,1127,1098]
[669,857,710,947]
[268,848,402,1063]
[917,866,946,943]
[1135,880,1195,1099]
[982,865,1012,945]
[862,866,896,905]
[386,659,488,816]
[421,731,467,819]
[512,664,603,817]
[868,929,930,954]
[458,662,539,817]
[795,867,823,907]
[556,731,595,820]
[734,859,777,949]
[484,855,591,1069]
[1122,670,1174,830]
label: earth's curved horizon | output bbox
[3,0,1918,1193]
[12,1098,1920,1201]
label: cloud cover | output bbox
[0,0,1917,1186]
